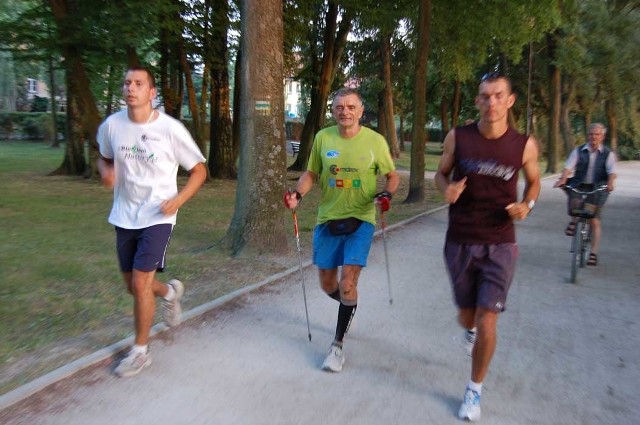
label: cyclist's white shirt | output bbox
[564,144,617,184]
[98,110,205,229]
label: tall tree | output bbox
[208,0,236,178]
[227,0,288,256]
[287,1,353,171]
[158,0,184,118]
[546,31,562,173]
[380,30,400,158]
[404,0,431,204]
[48,0,102,176]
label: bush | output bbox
[0,113,15,139]
[31,96,49,113]
[617,145,640,161]
[22,116,44,140]
[0,112,65,141]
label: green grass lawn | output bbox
[0,141,443,395]
[394,148,442,172]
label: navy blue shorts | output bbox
[444,241,519,312]
[115,224,173,273]
[313,221,375,269]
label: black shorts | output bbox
[444,241,519,312]
[115,224,173,273]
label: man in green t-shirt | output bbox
[284,87,399,373]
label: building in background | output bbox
[284,77,302,119]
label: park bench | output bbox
[290,141,300,157]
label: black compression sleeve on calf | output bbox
[328,289,341,302]
[335,303,357,343]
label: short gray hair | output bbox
[589,123,607,135]
[332,87,363,106]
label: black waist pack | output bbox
[327,217,363,236]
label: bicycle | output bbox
[561,184,609,283]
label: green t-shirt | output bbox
[307,126,395,225]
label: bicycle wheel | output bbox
[579,221,590,267]
[570,220,583,283]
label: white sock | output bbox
[468,380,482,395]
[164,284,176,301]
[131,344,148,355]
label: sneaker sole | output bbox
[115,357,152,378]
[321,357,345,373]
[164,279,184,327]
[458,407,481,422]
[459,413,481,422]
[321,363,343,373]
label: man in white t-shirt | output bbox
[97,66,207,377]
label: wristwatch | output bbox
[526,199,535,210]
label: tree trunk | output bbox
[377,94,387,138]
[288,2,352,171]
[605,98,618,151]
[440,93,449,135]
[227,0,287,256]
[545,33,561,174]
[105,64,116,116]
[576,94,593,139]
[179,42,204,153]
[48,0,101,177]
[560,77,575,155]
[51,77,86,176]
[47,50,59,147]
[399,115,405,151]
[125,46,140,68]
[381,33,399,158]
[199,0,212,138]
[208,0,235,179]
[404,0,431,204]
[451,79,461,128]
[232,47,242,165]
[159,3,184,120]
[209,66,235,178]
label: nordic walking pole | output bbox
[291,208,312,341]
[379,207,393,305]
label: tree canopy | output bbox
[2,0,640,252]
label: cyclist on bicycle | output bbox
[553,123,617,266]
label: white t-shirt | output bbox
[97,110,206,229]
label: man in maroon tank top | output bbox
[435,73,541,421]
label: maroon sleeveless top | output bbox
[446,123,527,244]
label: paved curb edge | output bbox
[0,203,449,412]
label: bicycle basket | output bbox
[566,189,608,218]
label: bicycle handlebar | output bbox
[559,184,609,195]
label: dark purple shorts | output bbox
[444,241,519,312]
[115,224,173,273]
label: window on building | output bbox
[27,78,37,93]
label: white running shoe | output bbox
[114,350,152,378]
[321,344,345,372]
[162,279,184,327]
[464,329,476,357]
[458,387,481,421]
